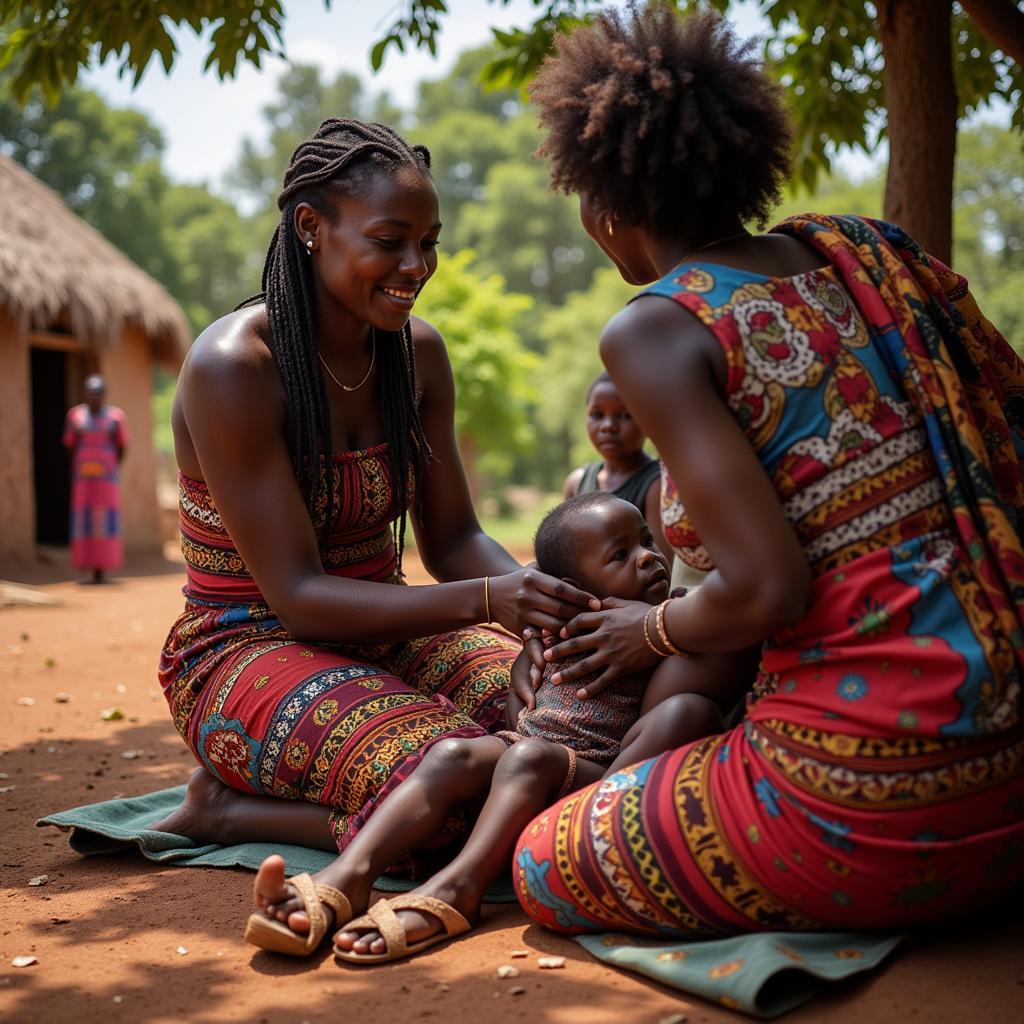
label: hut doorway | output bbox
[30,345,71,545]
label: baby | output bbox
[502,491,723,777]
[248,493,727,965]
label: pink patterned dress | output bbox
[62,404,128,571]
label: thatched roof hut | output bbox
[0,153,190,565]
[0,154,189,361]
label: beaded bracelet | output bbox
[642,605,668,658]
[655,599,690,658]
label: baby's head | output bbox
[534,493,670,603]
[586,372,646,461]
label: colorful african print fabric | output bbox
[159,444,518,855]
[515,216,1024,936]
[62,404,128,570]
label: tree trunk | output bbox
[876,0,958,264]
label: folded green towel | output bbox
[575,930,903,1018]
[37,784,517,900]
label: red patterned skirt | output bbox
[160,602,518,852]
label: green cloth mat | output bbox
[575,930,903,1018]
[40,786,902,1015]
[37,784,517,901]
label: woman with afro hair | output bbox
[514,1,1024,937]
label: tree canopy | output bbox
[2,0,1021,260]
[2,27,1022,502]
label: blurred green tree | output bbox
[533,266,638,472]
[451,150,600,305]
[414,248,538,496]
[226,63,402,217]
[5,1,1021,263]
[952,123,1024,352]
[162,183,261,332]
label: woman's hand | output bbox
[543,597,664,699]
[487,568,598,638]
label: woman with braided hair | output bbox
[513,2,1024,939]
[153,118,597,953]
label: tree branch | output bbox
[960,0,1024,64]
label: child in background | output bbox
[248,493,743,963]
[565,371,671,561]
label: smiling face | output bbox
[296,164,441,334]
[570,498,670,603]
[586,380,646,461]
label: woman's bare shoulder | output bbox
[183,304,275,382]
[173,304,285,477]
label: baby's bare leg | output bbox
[603,648,759,776]
[335,738,604,956]
[605,690,722,775]
[256,735,507,934]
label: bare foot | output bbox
[333,874,480,956]
[253,854,372,938]
[151,766,239,842]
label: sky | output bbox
[79,0,781,193]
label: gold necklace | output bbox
[671,230,751,270]
[318,329,376,392]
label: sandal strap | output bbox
[357,900,408,957]
[286,873,324,951]
[314,884,352,923]
[381,895,471,938]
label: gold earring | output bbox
[606,218,615,237]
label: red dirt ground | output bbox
[1,551,1022,1023]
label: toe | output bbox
[286,909,312,934]
[253,854,289,909]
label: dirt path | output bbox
[1,555,1022,1023]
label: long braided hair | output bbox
[239,118,433,570]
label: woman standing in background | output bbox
[62,374,128,584]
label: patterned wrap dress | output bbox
[514,216,1024,935]
[62,404,128,570]
[159,443,519,853]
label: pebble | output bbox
[508,986,526,996]
[659,1014,688,1024]
[112,996,124,1004]
[11,956,38,968]
[0,785,15,794]
[496,965,520,979]
[121,750,143,760]
[55,693,72,703]
[17,697,36,706]
[538,956,566,969]
[176,946,188,956]
[28,875,48,887]
[509,949,530,958]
